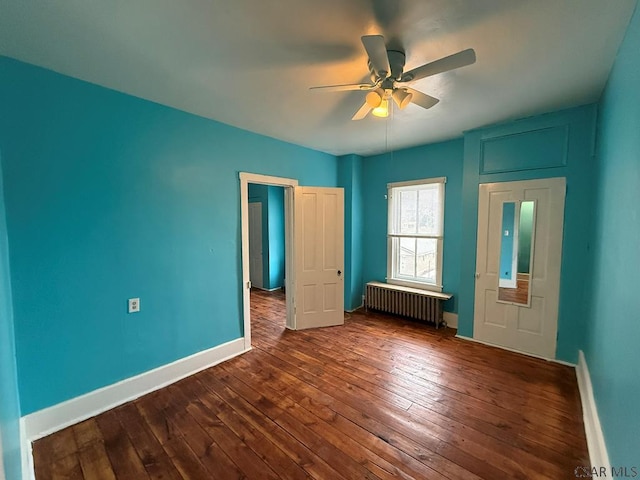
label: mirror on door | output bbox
[497,200,536,307]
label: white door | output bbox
[474,178,565,359]
[293,186,344,329]
[248,202,263,289]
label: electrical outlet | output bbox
[128,298,140,313]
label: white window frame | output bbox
[387,177,446,292]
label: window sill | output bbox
[387,278,443,293]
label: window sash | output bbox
[387,177,445,292]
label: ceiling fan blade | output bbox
[309,83,377,93]
[406,88,439,110]
[400,48,476,83]
[361,35,391,79]
[352,102,372,120]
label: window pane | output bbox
[398,237,416,277]
[418,185,441,235]
[416,238,437,284]
[399,190,417,234]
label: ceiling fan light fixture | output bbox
[372,98,389,118]
[365,89,384,108]
[392,89,413,110]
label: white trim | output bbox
[20,419,33,480]
[253,286,283,292]
[387,278,444,293]
[576,350,610,470]
[387,177,446,292]
[21,338,247,443]
[346,304,363,313]
[239,173,298,347]
[387,176,447,188]
[443,312,458,329]
[455,334,576,367]
[0,432,5,480]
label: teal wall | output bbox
[267,186,285,290]
[0,57,337,414]
[499,202,516,281]
[247,184,285,290]
[0,158,21,480]
[586,4,640,466]
[361,139,464,314]
[458,104,598,362]
[517,201,534,274]
[338,154,364,311]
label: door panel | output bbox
[474,178,565,359]
[294,187,344,329]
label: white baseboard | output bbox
[254,286,283,292]
[20,419,32,480]
[454,334,575,367]
[346,303,364,313]
[576,350,610,470]
[21,337,248,456]
[443,312,458,329]
[0,433,5,480]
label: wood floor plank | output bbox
[32,289,589,479]
[179,379,312,480]
[227,343,511,479]
[258,323,586,459]
[114,403,183,480]
[197,370,351,480]
[136,389,242,479]
[49,454,84,480]
[95,410,150,480]
[166,383,280,480]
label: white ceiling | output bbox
[0,0,636,156]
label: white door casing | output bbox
[248,202,263,289]
[240,173,298,351]
[294,186,345,329]
[474,177,566,359]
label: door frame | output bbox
[240,172,298,351]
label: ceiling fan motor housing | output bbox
[368,50,406,81]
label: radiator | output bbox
[365,281,452,328]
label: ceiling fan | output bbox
[310,35,476,120]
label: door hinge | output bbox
[247,281,251,289]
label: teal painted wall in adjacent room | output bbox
[0,56,337,414]
[0,157,21,480]
[267,186,285,290]
[338,154,364,311]
[247,184,285,291]
[458,104,598,362]
[586,4,640,467]
[361,139,464,314]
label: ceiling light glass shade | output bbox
[365,89,383,108]
[372,98,389,118]
[392,89,413,110]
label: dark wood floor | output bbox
[33,289,589,479]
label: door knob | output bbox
[337,270,342,276]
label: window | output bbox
[387,177,445,292]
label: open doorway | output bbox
[239,173,298,351]
[248,183,286,293]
